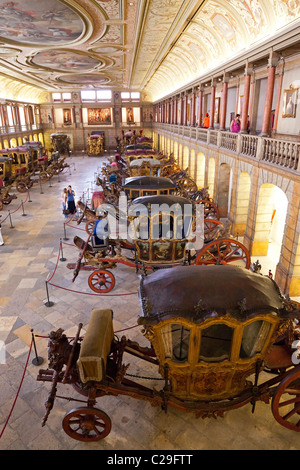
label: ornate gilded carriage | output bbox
[37,265,300,441]
[123,176,177,200]
[50,133,71,156]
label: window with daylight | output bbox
[121,92,140,101]
[52,93,61,102]
[62,92,71,102]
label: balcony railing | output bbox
[154,123,300,173]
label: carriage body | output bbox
[123,176,177,200]
[37,265,300,441]
[50,133,71,156]
[87,134,104,155]
[128,194,195,266]
[129,157,162,177]
[138,265,295,401]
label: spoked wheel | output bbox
[85,220,95,235]
[0,200,3,211]
[195,199,220,220]
[39,171,49,183]
[272,368,300,432]
[176,177,198,197]
[195,238,251,268]
[204,219,224,243]
[16,181,27,193]
[88,269,115,293]
[62,407,111,442]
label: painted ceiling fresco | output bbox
[0,0,298,102]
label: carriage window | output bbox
[199,324,233,362]
[240,321,271,358]
[151,213,174,239]
[161,324,190,362]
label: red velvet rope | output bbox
[0,340,33,440]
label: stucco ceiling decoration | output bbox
[141,0,300,101]
[0,0,138,100]
[0,0,299,103]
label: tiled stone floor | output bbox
[0,153,300,451]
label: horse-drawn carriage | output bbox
[87,134,104,156]
[50,133,71,157]
[37,264,300,441]
[70,192,250,294]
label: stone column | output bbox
[209,79,216,128]
[198,86,203,126]
[241,62,253,133]
[219,73,229,130]
[261,51,279,136]
[273,63,284,132]
[191,89,196,126]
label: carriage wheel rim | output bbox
[271,368,300,432]
[62,407,111,442]
[88,270,115,293]
[195,238,250,268]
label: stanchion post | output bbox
[31,329,44,366]
[63,221,69,241]
[21,200,27,216]
[44,280,54,307]
[60,238,66,261]
[8,210,14,229]
[28,189,32,202]
[39,178,44,194]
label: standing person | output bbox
[230,114,241,133]
[67,185,76,215]
[0,215,4,246]
[0,215,4,245]
[61,188,68,218]
[203,113,210,128]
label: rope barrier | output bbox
[0,190,30,224]
[44,238,138,303]
[0,340,33,440]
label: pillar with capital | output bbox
[209,79,216,129]
[219,73,229,130]
[241,62,253,133]
[261,51,279,136]
[198,85,203,126]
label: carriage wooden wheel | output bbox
[88,269,115,293]
[195,238,251,268]
[195,199,220,220]
[176,177,198,197]
[271,368,300,432]
[161,163,181,177]
[204,219,224,243]
[39,171,49,183]
[85,220,95,235]
[62,407,111,442]
[16,181,28,193]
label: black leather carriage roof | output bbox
[138,265,295,324]
[131,194,193,209]
[123,176,177,189]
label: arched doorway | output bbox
[178,144,183,168]
[196,152,205,188]
[234,171,251,236]
[207,157,215,198]
[217,162,231,218]
[252,184,288,275]
[173,141,178,162]
[183,146,189,172]
[190,149,196,181]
